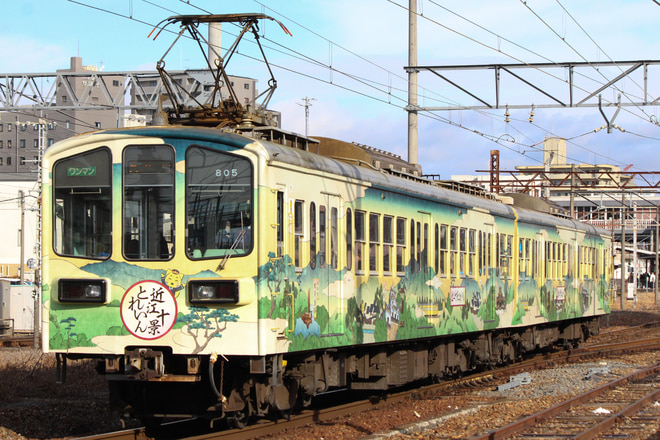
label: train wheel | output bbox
[226,409,248,429]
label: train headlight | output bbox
[188,280,239,304]
[58,279,107,303]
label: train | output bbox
[41,123,613,428]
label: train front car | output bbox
[41,127,265,426]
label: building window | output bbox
[48,139,54,146]
[0,140,3,149]
[19,157,25,165]
[7,157,11,165]
[0,158,3,165]
[20,124,26,131]
[7,140,11,148]
[113,80,120,87]
[7,123,11,132]
[33,139,38,148]
[0,123,3,132]
[20,139,25,148]
[66,121,70,129]
[95,122,101,129]
[244,83,250,90]
[61,96,67,103]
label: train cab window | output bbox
[53,147,112,259]
[354,211,365,274]
[185,146,252,260]
[396,217,406,275]
[124,145,175,260]
[383,216,393,274]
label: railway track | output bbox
[473,363,660,440]
[72,334,660,440]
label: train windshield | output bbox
[185,146,252,259]
[123,145,175,260]
[52,148,112,259]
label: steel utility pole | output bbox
[298,97,316,137]
[407,0,418,166]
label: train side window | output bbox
[410,221,416,273]
[468,229,475,277]
[331,207,338,269]
[276,191,284,257]
[396,217,406,275]
[478,231,483,276]
[124,145,175,260]
[53,147,112,259]
[294,200,303,270]
[185,146,252,259]
[434,223,439,275]
[369,213,380,274]
[450,226,457,277]
[383,216,393,274]
[354,210,365,274]
[506,235,513,277]
[486,232,493,276]
[497,233,504,276]
[526,239,531,277]
[422,223,428,274]
[319,205,326,268]
[439,224,447,276]
[459,228,466,276]
[518,238,524,279]
[310,202,317,270]
[346,208,353,271]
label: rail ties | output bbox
[472,363,660,440]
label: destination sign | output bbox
[67,166,96,176]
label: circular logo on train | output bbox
[120,280,178,340]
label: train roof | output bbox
[46,125,610,238]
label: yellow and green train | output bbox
[41,125,612,427]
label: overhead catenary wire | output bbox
[62,0,659,179]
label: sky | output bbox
[2,0,660,180]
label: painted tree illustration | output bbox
[60,317,78,349]
[176,306,239,354]
[260,252,290,318]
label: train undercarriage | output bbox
[87,317,600,429]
